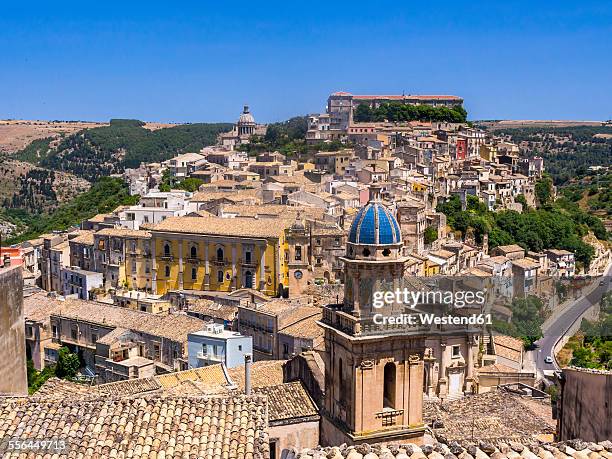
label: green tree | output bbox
[535,175,553,207]
[26,360,56,395]
[515,194,528,209]
[424,226,438,245]
[176,178,204,192]
[354,104,373,122]
[55,347,80,378]
[5,177,140,244]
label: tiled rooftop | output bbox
[151,215,291,238]
[493,335,524,363]
[29,377,97,401]
[495,244,525,254]
[0,395,270,459]
[279,312,323,341]
[188,299,238,322]
[293,440,612,459]
[424,390,555,442]
[96,227,152,238]
[227,360,286,390]
[253,381,319,425]
[191,189,260,203]
[24,291,65,323]
[69,230,95,245]
[98,364,233,398]
[51,299,205,343]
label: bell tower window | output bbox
[383,362,396,409]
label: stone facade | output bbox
[558,367,612,442]
[0,265,27,395]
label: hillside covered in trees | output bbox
[490,125,612,186]
[560,171,612,219]
[2,177,139,244]
[16,119,232,181]
[437,190,608,270]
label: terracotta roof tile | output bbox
[227,360,286,390]
[151,215,291,238]
[253,381,319,424]
[51,299,204,343]
[294,440,612,459]
[423,390,555,442]
[0,395,269,458]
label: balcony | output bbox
[211,258,229,266]
[240,258,257,268]
[197,351,224,362]
[376,409,403,427]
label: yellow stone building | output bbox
[93,228,152,291]
[123,231,154,291]
[424,259,441,276]
[479,144,498,162]
[149,216,292,296]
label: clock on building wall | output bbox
[294,270,303,279]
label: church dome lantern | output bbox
[238,105,255,125]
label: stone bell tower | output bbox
[319,186,426,446]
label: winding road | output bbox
[531,263,611,379]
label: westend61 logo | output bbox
[369,286,493,327]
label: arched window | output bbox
[164,243,171,257]
[383,362,396,409]
[216,247,224,262]
[165,265,170,277]
[190,245,197,259]
[338,357,349,407]
[217,270,224,283]
[191,267,197,280]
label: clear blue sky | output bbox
[1,1,610,123]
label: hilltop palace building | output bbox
[326,92,464,131]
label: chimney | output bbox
[244,353,252,395]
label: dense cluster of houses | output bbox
[1,92,611,458]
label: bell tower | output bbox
[319,186,426,446]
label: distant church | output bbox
[219,105,266,150]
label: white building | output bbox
[187,323,252,369]
[202,147,249,170]
[60,266,104,300]
[118,190,195,230]
[168,153,207,179]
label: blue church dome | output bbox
[348,201,401,245]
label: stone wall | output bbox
[559,367,612,442]
[269,420,319,459]
[0,265,27,395]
